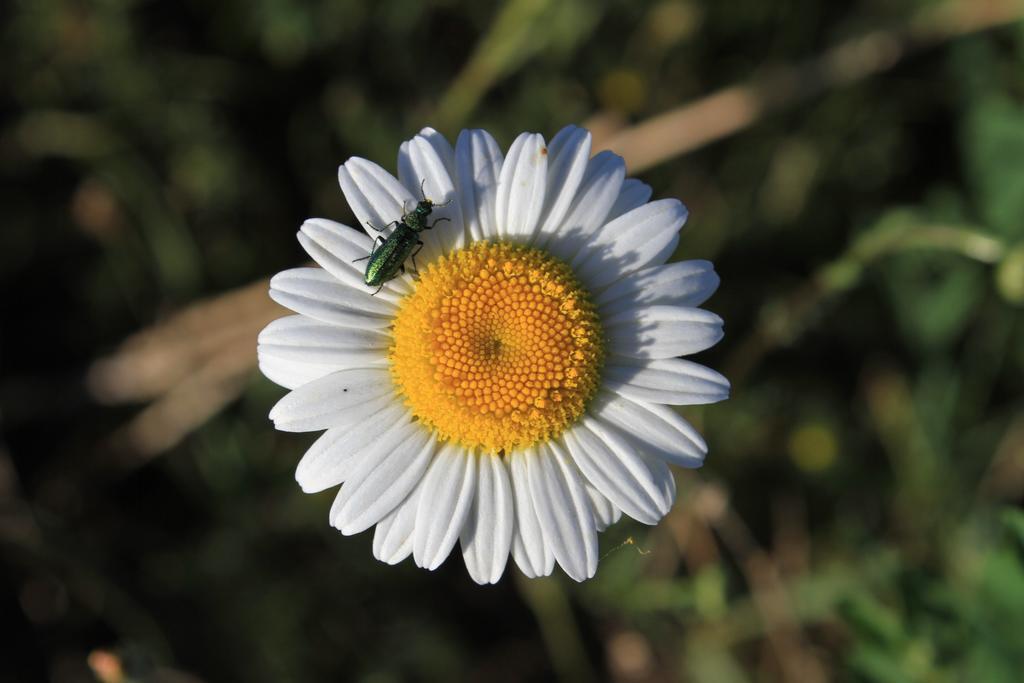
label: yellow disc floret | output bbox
[390,241,604,454]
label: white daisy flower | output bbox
[258,126,729,583]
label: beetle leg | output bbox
[353,236,386,263]
[426,217,450,231]
[372,283,385,296]
[366,220,399,233]
[409,240,425,276]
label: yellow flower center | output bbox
[390,241,604,454]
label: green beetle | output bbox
[357,182,450,294]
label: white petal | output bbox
[337,157,416,241]
[269,268,393,327]
[455,129,503,242]
[605,305,725,359]
[268,368,394,432]
[604,359,731,406]
[583,480,621,532]
[397,134,465,261]
[258,352,333,390]
[495,132,548,241]
[533,125,591,247]
[461,453,514,585]
[526,442,599,582]
[327,415,418,524]
[373,483,422,565]
[605,178,652,223]
[294,402,411,493]
[596,260,720,313]
[416,127,456,171]
[412,443,477,570]
[563,417,675,525]
[330,428,436,535]
[542,151,625,261]
[590,392,707,468]
[297,218,409,301]
[509,451,554,578]
[258,315,389,367]
[259,310,392,390]
[655,457,677,509]
[574,199,687,290]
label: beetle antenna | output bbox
[418,178,452,207]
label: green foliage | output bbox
[875,214,988,351]
[965,96,1024,240]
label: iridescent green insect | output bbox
[356,181,450,294]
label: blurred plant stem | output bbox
[602,0,1024,173]
[87,279,286,460]
[862,365,949,544]
[726,223,1007,385]
[514,574,596,683]
[691,484,828,682]
[434,0,598,132]
[439,0,1024,148]
[434,0,552,130]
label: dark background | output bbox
[2,0,1024,681]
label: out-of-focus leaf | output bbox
[1002,508,1024,554]
[879,250,985,352]
[995,244,1024,305]
[839,594,907,649]
[847,645,916,683]
[964,96,1024,240]
[965,535,1024,683]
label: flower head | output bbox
[258,126,729,582]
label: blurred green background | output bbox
[3,0,1024,681]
